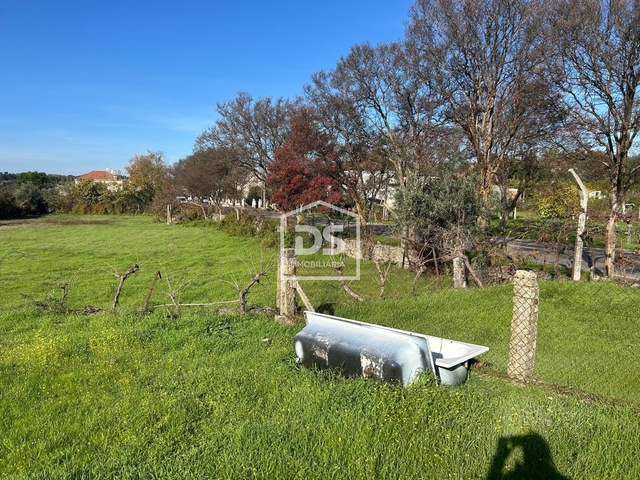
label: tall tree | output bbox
[329,42,441,184]
[125,151,168,212]
[407,0,557,211]
[306,41,443,224]
[266,108,342,212]
[305,70,389,225]
[172,147,249,205]
[195,92,293,184]
[549,0,640,277]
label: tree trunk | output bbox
[604,212,618,278]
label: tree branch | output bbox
[334,265,363,302]
[238,270,267,314]
[111,264,139,312]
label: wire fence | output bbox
[536,277,639,406]
[332,218,638,406]
[462,264,640,407]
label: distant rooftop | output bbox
[77,170,116,181]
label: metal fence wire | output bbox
[503,272,639,405]
[535,277,640,405]
[430,264,639,406]
[508,271,539,383]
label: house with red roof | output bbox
[75,170,124,191]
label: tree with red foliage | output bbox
[266,109,342,212]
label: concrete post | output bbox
[508,270,539,383]
[452,254,467,289]
[569,169,588,281]
[276,248,298,323]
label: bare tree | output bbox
[306,41,447,225]
[407,0,557,206]
[549,0,640,277]
[315,42,444,181]
[172,147,250,206]
[195,92,294,185]
[303,79,389,226]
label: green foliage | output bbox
[70,179,108,208]
[396,171,482,252]
[533,182,579,218]
[218,212,259,237]
[125,151,169,213]
[0,172,75,217]
[216,212,281,247]
[14,182,48,215]
[63,175,169,215]
[15,171,55,189]
[0,187,20,219]
[245,185,263,206]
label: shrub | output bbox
[0,188,20,219]
[14,183,48,215]
[533,182,579,218]
[216,213,281,247]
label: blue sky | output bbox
[0,1,413,175]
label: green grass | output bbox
[0,215,278,312]
[1,215,639,478]
[336,281,640,404]
[0,215,429,313]
[1,310,639,479]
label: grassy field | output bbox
[1,215,639,479]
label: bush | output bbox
[0,188,20,219]
[71,203,91,215]
[14,183,48,215]
[533,182,579,218]
[216,213,281,247]
[244,186,262,207]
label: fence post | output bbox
[276,248,297,323]
[508,270,539,383]
[569,168,588,281]
[166,204,172,225]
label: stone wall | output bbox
[342,239,420,270]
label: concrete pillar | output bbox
[508,270,539,383]
[276,248,298,323]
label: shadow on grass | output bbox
[486,432,570,480]
[316,303,336,315]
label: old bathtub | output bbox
[294,312,489,386]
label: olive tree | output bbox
[395,169,483,288]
